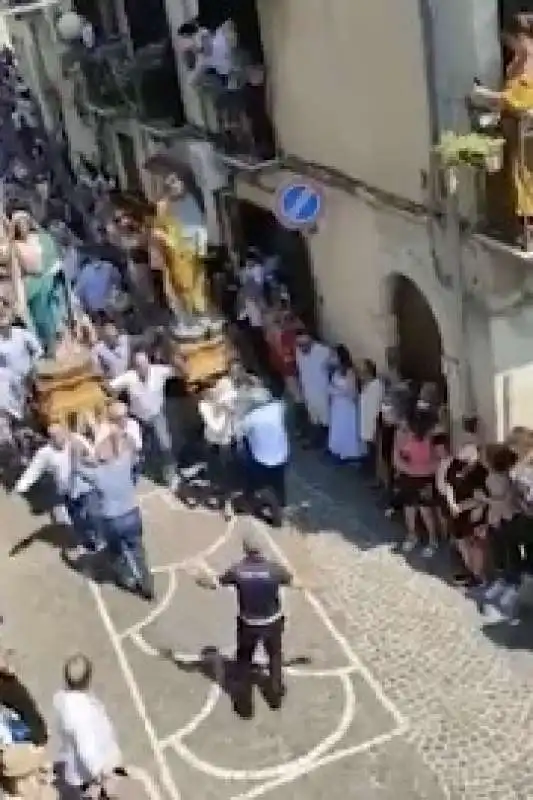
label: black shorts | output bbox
[396,474,435,507]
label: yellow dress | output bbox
[503,75,533,217]
[151,202,207,316]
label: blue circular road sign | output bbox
[275,180,323,230]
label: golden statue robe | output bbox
[150,200,207,317]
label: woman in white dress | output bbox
[328,345,366,462]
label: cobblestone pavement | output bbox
[1,448,533,799]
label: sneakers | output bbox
[499,585,519,614]
[169,474,181,493]
[421,545,437,559]
[483,579,506,603]
[401,538,417,554]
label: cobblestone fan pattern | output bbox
[287,471,533,800]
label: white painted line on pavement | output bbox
[229,725,408,800]
[126,765,163,800]
[251,516,407,728]
[170,673,356,781]
[119,570,177,640]
[88,580,181,800]
[89,481,407,798]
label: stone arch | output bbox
[385,271,445,390]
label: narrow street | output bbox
[1,448,532,800]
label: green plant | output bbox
[436,131,505,170]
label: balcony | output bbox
[178,22,278,172]
[69,39,135,115]
[66,37,185,129]
[1,0,60,12]
[456,87,533,260]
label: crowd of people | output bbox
[2,27,533,794]
[227,245,533,625]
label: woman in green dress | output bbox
[10,212,68,356]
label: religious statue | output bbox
[148,177,210,323]
[8,211,69,355]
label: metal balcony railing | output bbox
[194,60,278,169]
[67,37,184,127]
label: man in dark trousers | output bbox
[194,531,305,718]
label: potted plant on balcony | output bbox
[436,131,506,174]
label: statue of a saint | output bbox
[148,177,209,321]
[9,211,69,355]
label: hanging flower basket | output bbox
[435,131,505,173]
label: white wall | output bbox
[257,0,432,204]
[429,0,501,132]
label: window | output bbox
[123,0,167,49]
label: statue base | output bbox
[173,334,231,391]
[33,350,107,427]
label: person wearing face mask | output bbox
[109,347,186,491]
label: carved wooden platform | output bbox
[175,335,231,390]
[33,351,107,427]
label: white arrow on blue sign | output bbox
[275,180,323,230]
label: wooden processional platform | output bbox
[33,350,107,428]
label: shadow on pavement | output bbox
[158,646,311,720]
[9,522,75,558]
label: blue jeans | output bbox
[102,509,153,597]
[64,492,101,551]
[139,412,177,486]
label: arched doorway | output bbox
[234,199,319,333]
[391,274,444,388]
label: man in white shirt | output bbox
[0,307,42,381]
[198,375,238,519]
[14,424,100,550]
[294,331,331,447]
[54,654,124,798]
[0,353,30,466]
[109,348,184,490]
[240,388,289,527]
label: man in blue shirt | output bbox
[74,258,122,317]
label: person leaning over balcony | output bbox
[474,14,533,246]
